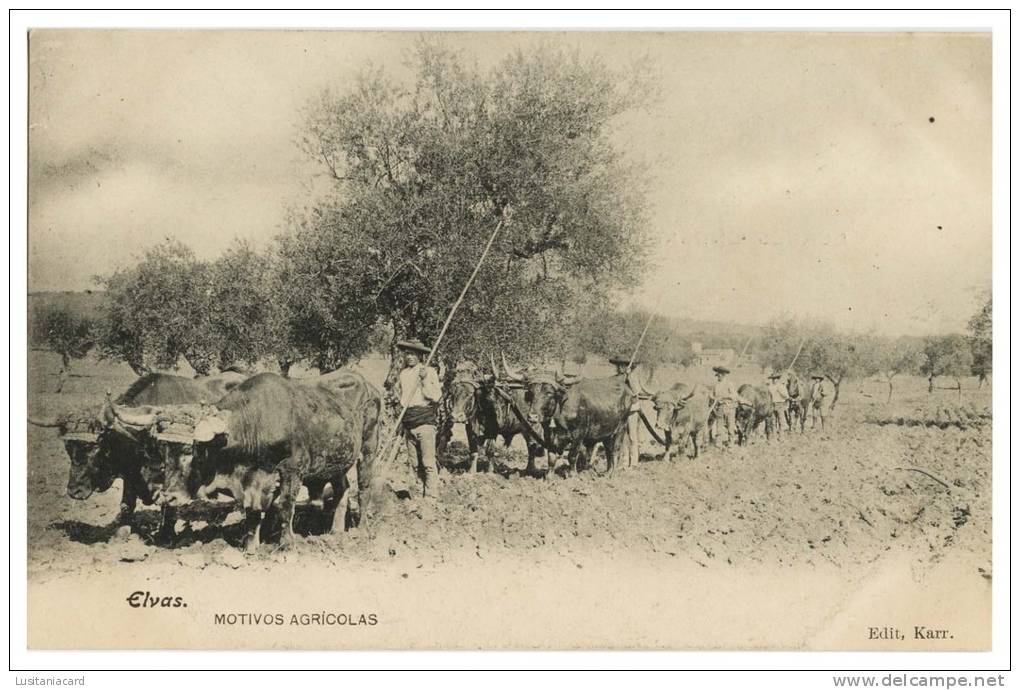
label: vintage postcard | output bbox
[25,29,993,651]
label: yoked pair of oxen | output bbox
[445,356,812,474]
[29,370,382,552]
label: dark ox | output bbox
[134,372,381,552]
[653,383,710,461]
[735,384,775,445]
[446,368,548,474]
[785,373,810,433]
[28,371,246,539]
[525,373,632,474]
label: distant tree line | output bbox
[31,283,992,408]
[754,294,992,408]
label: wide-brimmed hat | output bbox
[767,373,782,379]
[396,339,430,355]
[609,354,639,366]
[712,366,731,375]
[811,374,825,380]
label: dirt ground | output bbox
[25,352,993,650]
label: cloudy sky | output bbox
[28,31,991,336]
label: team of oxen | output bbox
[444,355,813,475]
[28,357,814,553]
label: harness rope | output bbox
[490,385,558,453]
[637,408,669,447]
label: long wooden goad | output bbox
[378,212,508,468]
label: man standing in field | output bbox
[767,373,790,435]
[711,366,739,447]
[394,339,443,498]
[809,374,829,430]
[610,354,651,468]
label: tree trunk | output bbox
[184,352,212,377]
[956,377,962,401]
[55,353,70,394]
[887,377,894,404]
[127,359,150,377]
[825,375,841,412]
[381,332,405,419]
[384,333,404,394]
[928,376,935,394]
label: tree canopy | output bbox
[291,39,654,367]
[872,336,925,401]
[920,334,974,392]
[967,295,992,384]
[31,304,95,372]
[95,240,208,375]
[96,239,292,376]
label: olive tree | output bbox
[206,240,295,373]
[30,305,95,392]
[968,295,992,387]
[95,240,212,375]
[873,336,925,402]
[800,329,882,411]
[292,39,654,379]
[756,318,807,375]
[920,334,974,399]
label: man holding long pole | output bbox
[393,339,444,498]
[377,210,509,499]
[615,313,658,468]
[612,353,652,468]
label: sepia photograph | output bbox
[22,24,996,656]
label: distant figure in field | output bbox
[809,374,829,430]
[767,373,790,435]
[710,366,747,447]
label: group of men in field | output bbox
[710,365,829,446]
[390,338,832,496]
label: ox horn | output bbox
[501,351,523,381]
[554,365,567,387]
[489,353,499,377]
[104,392,158,428]
[27,415,60,428]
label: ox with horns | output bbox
[444,354,550,474]
[652,382,711,461]
[785,372,811,433]
[518,358,637,475]
[735,383,776,445]
[113,371,382,552]
[27,372,246,541]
